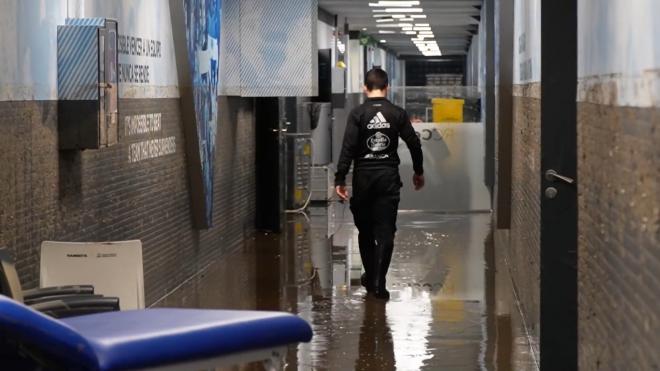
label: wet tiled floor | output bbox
[157,204,538,370]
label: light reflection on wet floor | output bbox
[157,204,538,370]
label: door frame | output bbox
[540,0,578,369]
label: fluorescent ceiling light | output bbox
[413,26,432,31]
[410,15,427,18]
[418,31,434,35]
[376,8,424,13]
[369,1,420,7]
[403,31,417,35]
[362,27,367,30]
[379,30,396,34]
[416,23,430,27]
[380,39,387,43]
[391,14,406,18]
[376,18,394,22]
[377,23,413,28]
[372,14,392,17]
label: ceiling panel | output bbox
[319,0,482,56]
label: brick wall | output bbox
[577,102,659,370]
[0,96,256,304]
[509,83,541,359]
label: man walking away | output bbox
[335,68,424,300]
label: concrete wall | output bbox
[508,0,541,361]
[577,1,659,369]
[0,0,257,304]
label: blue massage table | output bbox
[0,295,312,370]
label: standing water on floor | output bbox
[155,202,535,370]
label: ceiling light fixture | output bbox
[379,30,396,34]
[376,8,424,13]
[376,18,394,22]
[380,39,387,43]
[413,26,432,31]
[368,1,420,7]
[410,15,427,19]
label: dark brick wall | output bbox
[0,96,256,305]
[577,102,659,370]
[508,84,541,359]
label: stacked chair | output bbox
[0,247,120,318]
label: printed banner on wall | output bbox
[182,0,220,227]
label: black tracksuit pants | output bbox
[350,168,402,290]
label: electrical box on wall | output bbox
[57,18,118,150]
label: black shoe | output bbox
[371,287,390,300]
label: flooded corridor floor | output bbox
[157,205,538,370]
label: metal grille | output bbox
[285,133,312,210]
[218,0,241,95]
[57,25,99,100]
[218,0,318,97]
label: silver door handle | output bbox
[545,169,575,184]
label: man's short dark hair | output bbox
[364,68,389,91]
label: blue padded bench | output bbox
[0,295,312,370]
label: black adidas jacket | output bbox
[335,97,423,186]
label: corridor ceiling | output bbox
[318,0,482,57]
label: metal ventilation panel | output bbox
[219,0,318,97]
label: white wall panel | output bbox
[0,1,66,100]
[578,0,659,107]
[513,0,541,84]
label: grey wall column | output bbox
[495,0,514,228]
[484,0,496,196]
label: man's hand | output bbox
[413,174,425,190]
[335,185,349,201]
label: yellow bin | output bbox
[432,98,464,123]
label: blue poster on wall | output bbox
[183,0,220,226]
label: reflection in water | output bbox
[356,299,395,370]
[156,206,538,370]
[388,288,433,370]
